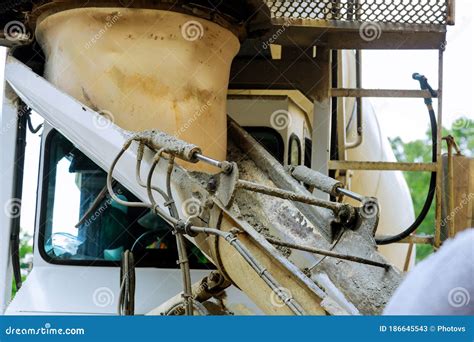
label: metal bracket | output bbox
[215,162,239,209]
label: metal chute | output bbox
[6,54,401,315]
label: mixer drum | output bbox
[36,7,240,172]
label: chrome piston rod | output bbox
[291,166,369,203]
[131,130,233,173]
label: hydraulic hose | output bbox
[10,102,28,290]
[118,250,135,315]
[376,73,438,245]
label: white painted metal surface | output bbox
[4,57,261,315]
[6,266,208,315]
[5,55,172,218]
[3,52,413,314]
[336,51,416,269]
[346,100,416,270]
[312,99,332,201]
[0,57,18,313]
[227,95,308,166]
[5,261,261,315]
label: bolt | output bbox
[220,161,233,174]
[207,177,218,192]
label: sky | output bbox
[363,0,473,140]
[0,0,473,237]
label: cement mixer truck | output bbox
[0,0,466,316]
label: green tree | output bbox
[11,232,33,297]
[390,117,473,261]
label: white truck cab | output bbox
[1,48,413,316]
[3,93,311,315]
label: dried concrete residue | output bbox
[225,139,402,315]
[188,171,213,189]
[227,141,322,239]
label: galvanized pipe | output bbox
[346,49,363,150]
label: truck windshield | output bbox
[40,130,211,268]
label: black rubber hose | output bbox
[10,102,28,290]
[376,74,438,245]
[118,250,135,315]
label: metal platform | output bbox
[265,0,454,49]
[257,1,455,251]
[0,1,454,49]
[267,0,452,25]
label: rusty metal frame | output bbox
[267,21,447,50]
[328,161,438,172]
[442,135,462,240]
[377,235,435,245]
[434,50,445,248]
[327,48,446,250]
[229,2,450,252]
[447,0,456,25]
[330,89,437,99]
[331,50,446,248]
